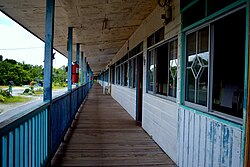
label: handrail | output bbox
[0,81,93,167]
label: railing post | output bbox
[43,0,55,166]
[80,52,84,85]
[43,0,55,102]
[0,137,2,167]
[67,27,73,91]
[84,57,87,84]
[76,43,80,87]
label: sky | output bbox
[0,11,68,68]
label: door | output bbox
[136,54,143,124]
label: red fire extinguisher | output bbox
[72,62,79,83]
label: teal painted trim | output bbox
[180,33,186,104]
[43,0,55,101]
[180,0,199,13]
[67,27,73,91]
[182,0,246,32]
[242,3,249,167]
[179,105,243,129]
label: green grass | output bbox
[34,91,43,95]
[2,96,32,104]
[52,86,66,90]
[0,85,8,89]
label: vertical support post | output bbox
[244,2,250,167]
[67,27,73,91]
[84,57,87,84]
[80,52,84,85]
[76,43,80,87]
[87,63,90,83]
[43,1,54,166]
[43,0,55,102]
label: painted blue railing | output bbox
[0,81,93,167]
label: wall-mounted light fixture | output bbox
[158,0,172,25]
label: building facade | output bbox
[98,0,249,166]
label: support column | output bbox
[67,27,73,91]
[84,57,87,84]
[87,63,90,83]
[80,51,84,85]
[43,0,55,101]
[76,43,80,87]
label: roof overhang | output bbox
[0,0,157,75]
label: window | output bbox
[185,27,209,106]
[147,38,178,98]
[129,58,136,88]
[116,66,120,85]
[181,0,239,28]
[124,62,128,86]
[132,58,136,88]
[184,8,245,118]
[111,65,115,84]
[148,50,155,92]
[147,27,164,48]
[169,40,178,97]
[120,64,124,86]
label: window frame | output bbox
[183,7,245,123]
[184,24,210,112]
[146,36,178,101]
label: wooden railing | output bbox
[0,81,93,167]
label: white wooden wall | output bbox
[111,85,136,119]
[142,93,178,163]
[178,107,243,167]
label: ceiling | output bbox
[0,0,157,75]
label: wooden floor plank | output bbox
[51,84,177,167]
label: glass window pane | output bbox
[148,51,154,91]
[156,43,168,96]
[133,58,136,88]
[207,0,237,15]
[116,66,120,85]
[169,39,178,98]
[185,27,209,106]
[198,28,208,53]
[129,60,132,87]
[182,0,205,28]
[186,69,195,103]
[120,65,124,86]
[197,65,208,106]
[124,62,128,86]
[212,9,245,118]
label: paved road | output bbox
[0,88,67,123]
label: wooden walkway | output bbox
[51,84,176,167]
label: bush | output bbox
[0,94,5,102]
[0,88,11,97]
[23,88,30,94]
